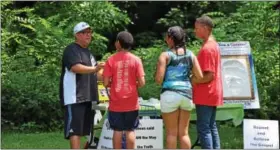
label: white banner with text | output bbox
[98,119,163,149]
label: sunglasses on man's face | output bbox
[78,30,93,35]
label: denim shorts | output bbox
[160,91,193,113]
[108,110,139,131]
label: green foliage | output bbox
[1,1,130,131]
[134,32,159,47]
[33,1,131,56]
[157,8,186,27]
[156,2,241,41]
[206,2,280,120]
[133,46,164,99]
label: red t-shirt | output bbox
[193,40,223,106]
[103,51,145,112]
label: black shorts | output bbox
[108,110,139,131]
[64,102,93,139]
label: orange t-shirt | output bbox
[193,40,223,106]
[103,51,145,112]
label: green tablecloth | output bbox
[93,102,244,127]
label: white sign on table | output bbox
[243,119,279,149]
[98,119,163,149]
[97,119,113,149]
[135,119,163,149]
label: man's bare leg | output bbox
[70,135,80,149]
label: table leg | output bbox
[191,136,200,149]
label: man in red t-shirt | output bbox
[192,15,223,149]
[103,31,145,149]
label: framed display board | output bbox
[219,41,260,109]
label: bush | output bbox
[207,2,280,120]
[133,46,164,99]
[134,32,159,47]
[1,1,131,131]
[2,71,63,131]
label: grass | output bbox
[1,123,243,149]
[217,125,243,149]
[1,131,83,149]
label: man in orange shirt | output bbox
[192,15,223,149]
[103,31,145,149]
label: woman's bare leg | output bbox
[178,109,191,149]
[162,109,179,149]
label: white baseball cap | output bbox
[73,22,90,34]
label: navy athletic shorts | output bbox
[108,110,139,131]
[64,102,93,139]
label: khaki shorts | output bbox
[160,91,193,113]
